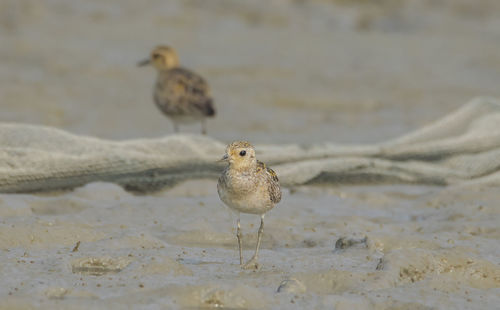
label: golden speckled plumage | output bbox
[154,67,215,119]
[139,45,215,134]
[256,161,281,204]
[217,141,281,269]
[227,141,253,150]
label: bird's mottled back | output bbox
[257,161,281,204]
[155,67,215,118]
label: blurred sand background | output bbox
[2,0,500,143]
[0,0,499,309]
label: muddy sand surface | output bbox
[1,181,499,309]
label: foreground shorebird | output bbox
[217,141,282,269]
[138,45,215,134]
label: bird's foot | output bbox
[242,256,260,270]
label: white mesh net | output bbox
[1,97,499,193]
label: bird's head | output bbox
[138,45,179,70]
[219,141,257,171]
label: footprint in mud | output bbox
[277,278,307,294]
[30,198,88,215]
[334,236,368,250]
[71,256,132,276]
[178,285,267,309]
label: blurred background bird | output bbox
[138,45,215,134]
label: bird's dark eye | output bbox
[153,54,161,59]
[239,150,246,156]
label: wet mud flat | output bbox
[0,180,498,309]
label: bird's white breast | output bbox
[217,169,274,215]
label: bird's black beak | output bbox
[217,154,229,163]
[137,58,150,67]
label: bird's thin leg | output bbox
[236,214,243,265]
[173,122,179,133]
[243,214,265,269]
[254,214,265,260]
[201,119,207,135]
